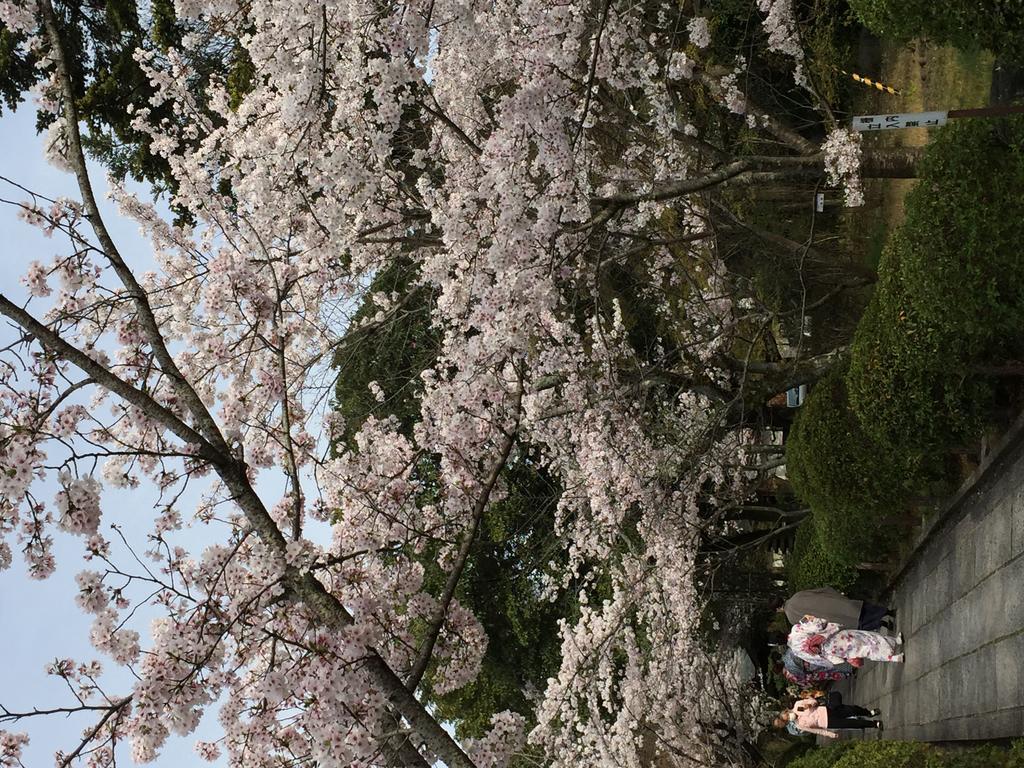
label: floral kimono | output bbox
[781,648,854,686]
[788,616,901,665]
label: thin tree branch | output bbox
[573,0,612,148]
[405,392,522,691]
[57,698,131,768]
[0,297,214,455]
[38,0,229,453]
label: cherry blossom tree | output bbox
[0,0,914,766]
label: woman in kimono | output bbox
[780,648,855,687]
[788,615,903,666]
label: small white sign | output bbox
[851,111,949,132]
[815,193,824,212]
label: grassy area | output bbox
[789,739,1024,768]
[837,36,990,269]
[844,38,993,236]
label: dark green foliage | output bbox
[419,456,572,738]
[785,518,858,592]
[932,744,1024,768]
[333,260,571,738]
[845,249,975,465]
[0,27,36,115]
[785,741,858,768]
[848,0,1024,57]
[0,0,247,197]
[790,740,1024,768]
[150,0,180,50]
[226,42,255,111]
[75,0,171,189]
[45,0,180,192]
[847,118,1024,467]
[787,118,1024,578]
[332,257,439,450]
[791,741,926,768]
[786,363,910,567]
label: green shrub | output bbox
[1010,740,1024,768]
[791,740,1024,768]
[937,745,1024,768]
[785,740,857,768]
[793,741,926,768]
[846,239,986,463]
[848,118,1024,466]
[786,519,858,592]
[848,0,1024,57]
[787,363,911,566]
[789,119,1024,576]
[894,119,1024,356]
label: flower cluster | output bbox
[0,731,28,768]
[193,741,221,762]
[468,712,528,768]
[757,0,806,84]
[54,474,102,536]
[688,16,711,48]
[0,0,828,764]
[822,127,865,207]
[74,570,108,614]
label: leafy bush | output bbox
[932,744,1024,768]
[893,120,1024,356]
[845,247,980,467]
[783,741,857,768]
[791,740,1024,768]
[848,0,1024,57]
[786,519,858,592]
[788,118,1024,582]
[847,118,1024,466]
[786,363,911,566]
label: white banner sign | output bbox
[852,111,949,131]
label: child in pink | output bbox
[788,697,881,737]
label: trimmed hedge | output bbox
[786,363,912,567]
[790,739,1024,768]
[848,118,1024,467]
[786,118,1024,578]
[785,520,858,592]
[844,243,979,467]
[848,0,1024,57]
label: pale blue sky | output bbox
[0,82,448,768]
[0,103,231,766]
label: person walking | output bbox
[775,696,883,737]
[783,587,894,631]
[788,615,903,666]
[778,648,855,687]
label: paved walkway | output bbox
[832,422,1024,742]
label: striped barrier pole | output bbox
[833,66,902,96]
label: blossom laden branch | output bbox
[405,391,522,691]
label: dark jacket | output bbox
[784,587,862,628]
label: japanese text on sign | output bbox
[851,111,949,131]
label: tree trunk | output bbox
[724,506,809,524]
[860,147,923,178]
